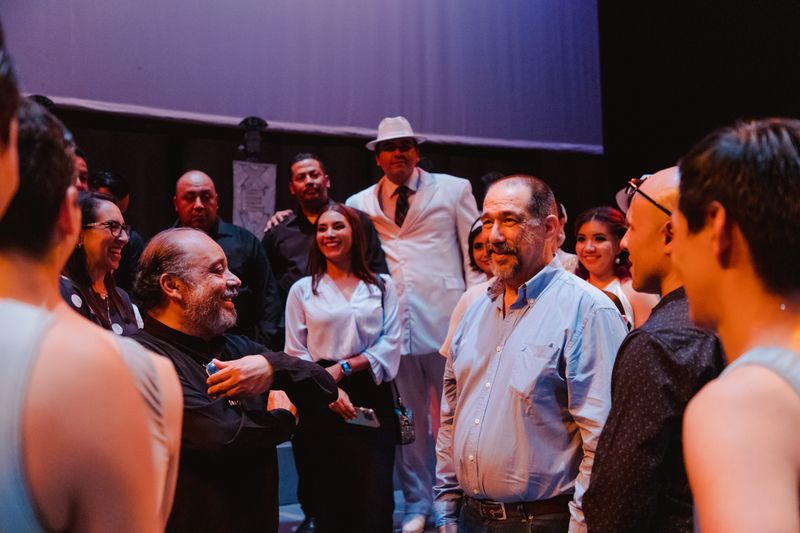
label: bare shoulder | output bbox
[24,307,159,531]
[684,365,800,532]
[621,278,658,326]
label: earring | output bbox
[614,256,621,265]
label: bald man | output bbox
[582,168,725,532]
[174,171,282,349]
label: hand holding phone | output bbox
[346,407,381,428]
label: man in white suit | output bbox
[347,116,482,532]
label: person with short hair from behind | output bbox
[0,62,161,533]
[89,170,146,292]
[674,118,800,532]
[582,167,725,532]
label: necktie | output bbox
[395,185,411,227]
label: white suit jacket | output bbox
[347,170,482,356]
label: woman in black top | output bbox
[60,191,139,335]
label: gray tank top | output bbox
[112,336,169,515]
[723,346,800,395]
[0,301,54,533]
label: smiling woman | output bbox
[574,206,658,328]
[60,191,141,335]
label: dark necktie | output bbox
[394,185,411,227]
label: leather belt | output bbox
[463,494,572,521]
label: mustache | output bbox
[223,289,239,299]
[487,243,518,256]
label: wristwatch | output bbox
[339,360,353,376]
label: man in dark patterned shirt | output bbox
[583,167,726,532]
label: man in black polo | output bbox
[174,170,282,349]
[262,152,387,303]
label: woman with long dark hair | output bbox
[284,203,401,532]
[60,191,140,335]
[574,206,657,328]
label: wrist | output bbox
[339,360,353,377]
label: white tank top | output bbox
[603,278,634,326]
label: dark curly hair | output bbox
[573,206,631,280]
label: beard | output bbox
[488,242,523,282]
[184,284,238,337]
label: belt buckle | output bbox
[480,501,507,521]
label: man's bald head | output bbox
[620,166,681,295]
[636,166,679,216]
[174,171,219,232]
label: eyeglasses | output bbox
[83,221,132,239]
[616,174,672,217]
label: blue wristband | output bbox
[340,360,352,375]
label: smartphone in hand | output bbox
[346,407,381,428]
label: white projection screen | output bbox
[2,1,602,152]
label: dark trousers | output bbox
[295,368,398,533]
[458,504,570,533]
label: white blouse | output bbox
[284,273,401,384]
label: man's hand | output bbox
[207,356,273,399]
[268,390,298,423]
[328,387,357,420]
[263,209,293,232]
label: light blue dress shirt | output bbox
[434,258,628,531]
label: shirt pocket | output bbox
[508,344,560,406]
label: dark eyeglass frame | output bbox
[82,221,132,239]
[625,176,672,217]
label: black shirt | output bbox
[178,218,284,350]
[583,287,726,533]
[262,205,388,305]
[133,315,337,533]
[59,275,139,336]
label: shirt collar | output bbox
[173,217,228,238]
[292,200,335,232]
[651,286,685,312]
[143,314,227,358]
[487,256,564,309]
[389,168,420,196]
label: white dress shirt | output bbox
[378,168,420,223]
[284,273,401,384]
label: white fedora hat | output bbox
[366,116,427,151]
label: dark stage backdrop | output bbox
[599,0,800,182]
[51,106,604,252]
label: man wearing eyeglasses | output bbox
[347,116,482,533]
[174,171,283,350]
[582,167,725,532]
